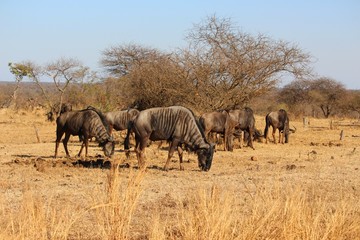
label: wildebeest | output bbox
[47,103,72,122]
[228,107,257,150]
[264,109,296,144]
[199,110,235,151]
[124,106,215,171]
[199,107,259,151]
[54,107,115,158]
[104,108,140,134]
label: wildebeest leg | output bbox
[265,128,268,144]
[54,129,65,158]
[134,136,140,160]
[163,139,179,171]
[239,131,243,148]
[77,138,89,157]
[272,127,276,144]
[85,138,89,157]
[223,132,227,151]
[177,145,184,171]
[138,137,148,169]
[157,140,164,149]
[78,142,85,157]
[62,133,71,157]
[279,130,284,144]
[248,128,255,150]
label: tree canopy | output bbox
[101,15,313,112]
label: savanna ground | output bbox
[0,108,359,239]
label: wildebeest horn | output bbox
[199,142,210,149]
[289,126,297,133]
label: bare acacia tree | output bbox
[46,58,91,116]
[8,58,93,117]
[179,15,313,111]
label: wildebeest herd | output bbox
[53,104,295,171]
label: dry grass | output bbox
[0,164,145,240]
[146,182,360,240]
[1,171,359,239]
[0,109,360,239]
[0,183,79,239]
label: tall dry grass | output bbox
[0,164,145,240]
[235,183,360,239]
[1,169,359,239]
[91,164,145,239]
[0,183,80,239]
[148,182,360,240]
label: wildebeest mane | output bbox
[183,106,208,143]
[85,106,110,133]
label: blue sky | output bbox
[1,0,359,89]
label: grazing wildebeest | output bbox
[199,111,235,151]
[54,107,115,158]
[104,108,140,134]
[228,107,257,150]
[47,103,72,122]
[124,106,215,171]
[264,109,296,144]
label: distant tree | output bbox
[280,79,310,105]
[46,58,94,116]
[6,63,30,108]
[307,77,346,118]
[343,90,360,118]
[279,79,312,115]
[7,61,46,108]
[8,58,95,116]
[280,78,347,118]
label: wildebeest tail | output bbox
[124,120,134,150]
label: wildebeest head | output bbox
[197,143,215,171]
[99,137,115,157]
[285,126,297,143]
[47,103,73,122]
[284,129,290,143]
